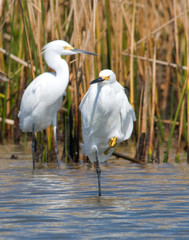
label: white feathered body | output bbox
[18,44,70,133]
[18,40,96,134]
[79,81,136,163]
[19,73,65,132]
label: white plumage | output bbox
[18,40,97,169]
[18,72,64,132]
[79,69,136,195]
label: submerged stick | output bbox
[113,151,145,165]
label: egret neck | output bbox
[44,52,69,97]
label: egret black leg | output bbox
[43,129,48,159]
[53,124,60,168]
[96,151,101,196]
[32,124,35,169]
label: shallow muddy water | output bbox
[0,143,189,239]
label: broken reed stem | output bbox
[122,53,188,71]
[0,117,14,125]
[0,47,36,71]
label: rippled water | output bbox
[0,143,189,239]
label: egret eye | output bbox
[103,76,110,81]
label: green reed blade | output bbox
[164,78,187,162]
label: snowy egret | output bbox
[79,69,136,196]
[18,40,97,169]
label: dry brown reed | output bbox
[0,0,189,163]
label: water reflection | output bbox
[0,144,189,239]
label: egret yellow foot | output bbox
[104,136,117,155]
[109,136,117,148]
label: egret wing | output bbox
[79,84,99,129]
[19,73,57,115]
[120,93,136,140]
[19,77,43,117]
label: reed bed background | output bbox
[0,0,189,164]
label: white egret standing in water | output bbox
[18,40,97,169]
[79,69,136,196]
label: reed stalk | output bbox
[105,0,111,68]
[19,0,35,80]
[148,36,158,161]
[164,78,187,163]
[175,98,185,162]
[129,0,136,109]
[184,0,189,163]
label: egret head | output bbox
[42,40,97,56]
[90,69,116,85]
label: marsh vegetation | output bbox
[0,0,189,164]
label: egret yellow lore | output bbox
[79,69,136,196]
[18,40,97,169]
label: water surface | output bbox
[0,144,189,239]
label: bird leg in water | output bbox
[104,136,117,155]
[32,124,36,169]
[96,150,102,196]
[53,125,60,168]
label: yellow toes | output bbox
[109,136,117,148]
[104,136,117,155]
[104,148,110,155]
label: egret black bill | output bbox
[90,77,105,85]
[73,48,97,56]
